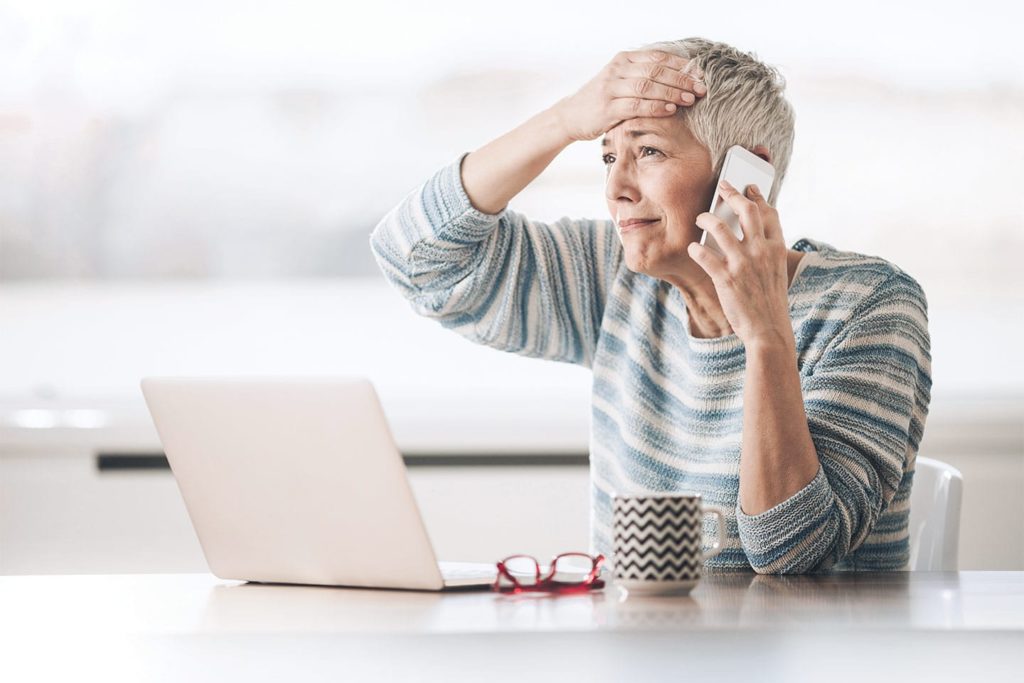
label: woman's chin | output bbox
[624,246,695,280]
[618,225,688,275]
[623,250,658,276]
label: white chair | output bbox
[907,456,964,571]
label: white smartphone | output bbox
[699,144,776,254]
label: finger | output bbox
[619,49,696,75]
[608,74,696,107]
[744,184,782,240]
[620,50,707,95]
[608,97,680,120]
[687,240,726,280]
[680,59,705,83]
[695,211,742,256]
[716,179,764,241]
[613,62,707,103]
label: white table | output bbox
[2,571,1022,682]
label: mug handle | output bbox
[701,506,729,561]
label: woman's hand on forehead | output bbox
[552,50,707,144]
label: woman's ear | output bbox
[751,144,772,165]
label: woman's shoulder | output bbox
[792,237,927,312]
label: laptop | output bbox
[140,376,498,591]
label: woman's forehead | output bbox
[602,116,695,147]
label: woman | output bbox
[369,37,931,574]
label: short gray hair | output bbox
[640,38,796,206]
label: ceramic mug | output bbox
[612,493,727,596]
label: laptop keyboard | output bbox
[438,561,497,580]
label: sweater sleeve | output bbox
[735,271,932,574]
[368,153,623,367]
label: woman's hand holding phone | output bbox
[688,178,793,348]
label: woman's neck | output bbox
[662,261,732,339]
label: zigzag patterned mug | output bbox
[612,493,727,596]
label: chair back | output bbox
[908,456,964,571]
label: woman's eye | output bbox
[603,147,660,165]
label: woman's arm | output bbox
[686,180,820,516]
[369,154,620,366]
[370,51,706,365]
[738,336,820,516]
[687,182,931,574]
[458,107,572,215]
[735,275,931,573]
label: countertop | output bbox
[2,571,1022,682]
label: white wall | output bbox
[2,452,1020,574]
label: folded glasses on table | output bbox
[493,552,605,594]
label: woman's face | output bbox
[602,115,715,278]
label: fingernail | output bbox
[693,82,707,95]
[747,185,760,196]
[719,179,732,190]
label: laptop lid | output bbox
[140,376,460,591]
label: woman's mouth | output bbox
[618,218,658,234]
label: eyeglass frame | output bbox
[493,552,606,594]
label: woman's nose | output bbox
[605,162,641,203]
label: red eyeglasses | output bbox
[493,552,606,594]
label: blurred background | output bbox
[1,0,1021,573]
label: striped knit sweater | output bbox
[369,153,932,574]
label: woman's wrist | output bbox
[743,328,796,359]
[546,99,583,147]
